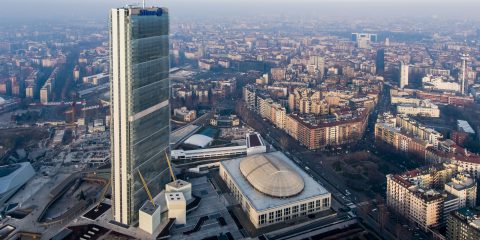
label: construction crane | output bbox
[138,169,156,207]
[165,152,176,182]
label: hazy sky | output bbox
[1,0,480,24]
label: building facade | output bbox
[110,6,171,225]
[400,61,409,88]
[447,208,480,240]
[220,152,331,228]
[286,110,368,150]
[376,49,385,75]
[387,164,478,232]
[173,107,196,122]
[374,113,443,158]
[444,174,477,208]
[396,100,440,118]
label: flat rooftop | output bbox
[458,120,475,134]
[221,151,330,212]
[247,133,262,147]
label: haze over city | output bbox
[2,0,480,22]
[0,0,480,239]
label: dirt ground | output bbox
[0,127,49,162]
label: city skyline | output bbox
[0,0,480,239]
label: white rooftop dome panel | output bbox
[184,134,213,148]
[239,153,304,197]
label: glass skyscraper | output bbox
[110,6,170,225]
[376,48,385,75]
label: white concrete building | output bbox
[400,61,409,88]
[220,152,331,228]
[165,192,186,225]
[391,96,422,105]
[387,174,446,230]
[83,73,109,85]
[171,132,266,160]
[40,80,52,104]
[445,174,477,208]
[173,107,196,122]
[422,75,461,93]
[183,134,213,148]
[139,198,162,234]
[397,100,440,118]
[166,180,192,202]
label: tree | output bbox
[395,222,402,239]
[280,136,289,149]
[378,204,388,233]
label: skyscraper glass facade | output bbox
[376,48,385,75]
[110,7,170,225]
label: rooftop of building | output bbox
[427,144,480,164]
[246,133,262,148]
[239,153,304,198]
[220,151,330,212]
[455,207,479,218]
[446,174,476,190]
[451,207,480,231]
[388,163,457,198]
[288,109,367,129]
[0,162,35,199]
[411,188,445,202]
[184,134,214,148]
[457,120,475,134]
[167,179,191,189]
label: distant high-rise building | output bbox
[460,53,469,95]
[310,56,325,78]
[385,37,390,46]
[40,80,52,103]
[376,49,385,75]
[351,33,377,48]
[400,61,409,88]
[25,85,35,98]
[110,6,171,225]
[351,33,357,42]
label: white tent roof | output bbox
[184,134,213,148]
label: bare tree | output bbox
[378,204,388,233]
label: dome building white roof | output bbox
[220,151,330,212]
[240,154,304,198]
[219,151,332,229]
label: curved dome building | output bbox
[0,162,35,206]
[220,152,331,228]
[239,154,304,198]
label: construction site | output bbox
[37,173,108,226]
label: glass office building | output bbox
[376,48,385,75]
[110,6,170,225]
